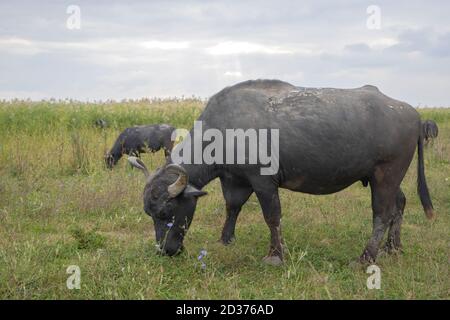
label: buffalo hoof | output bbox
[262,255,283,266]
[382,241,403,255]
[219,235,235,245]
[359,249,376,265]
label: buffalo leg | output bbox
[383,189,406,253]
[219,177,253,244]
[164,148,171,158]
[253,186,283,266]
[128,149,140,157]
[126,150,140,169]
[361,163,406,263]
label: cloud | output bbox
[206,41,293,55]
[367,37,399,49]
[0,37,46,55]
[387,28,450,58]
[344,43,371,53]
[140,41,190,50]
[224,71,243,77]
[0,1,449,105]
[0,37,191,55]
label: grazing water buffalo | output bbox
[422,120,439,144]
[129,79,434,266]
[105,124,175,168]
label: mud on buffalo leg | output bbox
[253,184,283,266]
[383,189,406,254]
[219,176,253,245]
[361,163,407,263]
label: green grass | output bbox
[0,100,449,299]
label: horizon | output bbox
[0,91,448,108]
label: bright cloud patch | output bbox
[224,71,243,77]
[368,37,399,49]
[140,41,190,50]
[206,41,293,55]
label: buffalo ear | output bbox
[127,156,149,177]
[183,185,207,198]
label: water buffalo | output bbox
[129,79,434,266]
[422,120,439,144]
[105,124,175,168]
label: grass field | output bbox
[0,100,448,299]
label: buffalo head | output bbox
[128,156,207,256]
[104,152,118,169]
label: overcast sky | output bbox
[0,1,449,106]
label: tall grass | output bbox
[0,99,203,135]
